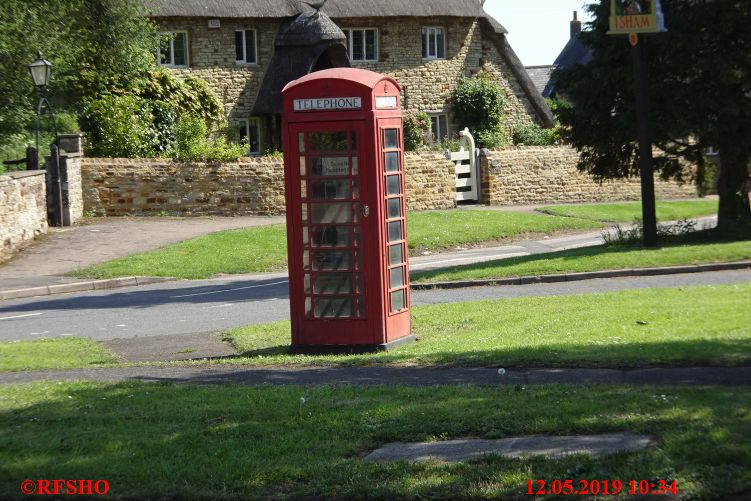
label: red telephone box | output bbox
[282,68,413,351]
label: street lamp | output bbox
[28,50,58,158]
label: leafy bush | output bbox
[450,75,506,148]
[476,128,510,149]
[511,123,560,146]
[171,114,245,162]
[0,109,80,169]
[137,69,223,127]
[403,111,430,151]
[82,95,177,157]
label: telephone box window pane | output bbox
[300,181,307,200]
[298,133,305,153]
[315,297,354,318]
[301,204,308,222]
[352,178,360,199]
[387,198,402,219]
[391,290,406,313]
[311,180,350,200]
[303,250,310,268]
[309,132,348,152]
[390,267,405,289]
[310,157,350,177]
[355,249,363,269]
[304,274,311,294]
[311,203,350,224]
[302,227,309,245]
[389,244,404,265]
[351,157,359,175]
[384,129,399,149]
[354,227,361,246]
[386,175,401,195]
[312,251,352,271]
[314,274,353,294]
[311,226,352,247]
[357,274,363,292]
[305,297,313,317]
[351,132,357,149]
[299,157,306,176]
[385,151,399,172]
[388,221,402,242]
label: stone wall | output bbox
[0,171,48,263]
[64,155,84,224]
[154,16,538,141]
[81,152,457,216]
[404,152,457,211]
[480,146,697,205]
[81,157,286,216]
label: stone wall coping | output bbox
[0,170,46,182]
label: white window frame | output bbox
[157,31,189,68]
[430,114,450,142]
[235,29,258,65]
[344,28,379,63]
[240,117,263,155]
[422,27,446,60]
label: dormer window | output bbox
[422,27,445,60]
[235,29,258,65]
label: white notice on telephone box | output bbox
[322,157,349,176]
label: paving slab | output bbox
[101,332,237,362]
[364,433,654,463]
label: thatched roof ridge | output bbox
[148,0,506,32]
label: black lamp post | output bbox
[28,51,58,156]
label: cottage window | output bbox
[235,29,257,64]
[430,114,449,142]
[422,27,445,60]
[344,29,378,62]
[157,31,188,67]
[240,118,262,155]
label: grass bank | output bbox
[1,381,749,499]
[72,210,599,280]
[223,283,751,368]
[538,200,718,222]
[0,337,119,372]
[412,239,751,283]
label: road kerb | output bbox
[0,277,175,301]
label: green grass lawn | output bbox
[72,210,600,280]
[1,381,749,499]
[538,200,718,222]
[412,239,751,283]
[223,283,751,368]
[3,283,749,372]
[0,337,119,372]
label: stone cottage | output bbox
[148,0,553,153]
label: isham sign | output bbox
[608,0,666,35]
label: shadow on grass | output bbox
[1,382,750,499]
[225,335,751,370]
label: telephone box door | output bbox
[286,122,377,345]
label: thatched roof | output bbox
[147,0,506,32]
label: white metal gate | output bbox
[450,128,478,202]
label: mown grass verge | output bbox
[222,283,751,368]
[72,211,600,280]
[538,200,718,222]
[1,381,749,499]
[411,239,751,284]
[0,337,119,372]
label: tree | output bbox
[0,0,156,134]
[556,0,751,229]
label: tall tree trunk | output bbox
[716,142,751,229]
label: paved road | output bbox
[1,269,749,342]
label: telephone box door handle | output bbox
[363,205,370,218]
